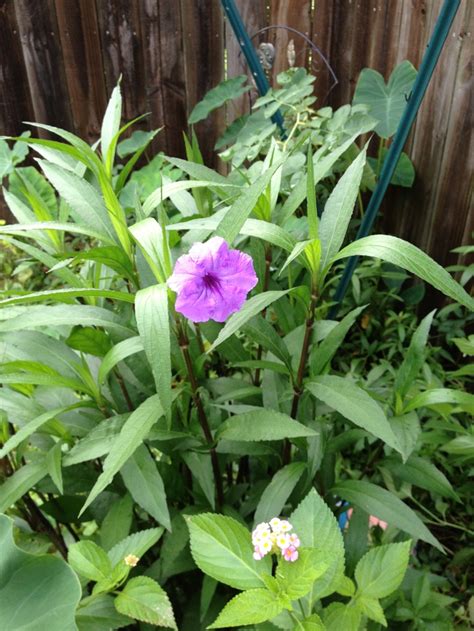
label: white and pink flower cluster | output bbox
[252,517,301,563]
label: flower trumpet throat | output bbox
[252,517,301,562]
[167,236,258,322]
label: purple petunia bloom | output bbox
[167,236,258,322]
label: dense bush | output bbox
[0,67,472,630]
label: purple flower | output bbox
[167,236,258,322]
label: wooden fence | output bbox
[0,0,472,279]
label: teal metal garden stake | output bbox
[329,0,461,318]
[220,0,286,137]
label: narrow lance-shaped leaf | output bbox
[254,462,306,524]
[331,235,474,310]
[129,218,167,283]
[394,310,435,399]
[307,144,318,240]
[135,285,172,422]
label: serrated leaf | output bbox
[276,548,329,600]
[115,576,176,628]
[332,235,474,310]
[218,410,317,442]
[306,376,400,452]
[76,594,133,631]
[209,290,289,351]
[68,540,113,582]
[290,489,344,598]
[331,480,442,550]
[80,394,164,515]
[358,596,387,626]
[254,462,306,524]
[208,588,283,628]
[187,513,271,590]
[300,613,325,630]
[324,602,361,631]
[107,527,164,567]
[355,540,411,598]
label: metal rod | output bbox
[329,0,461,318]
[220,0,286,137]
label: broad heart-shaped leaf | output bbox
[353,61,417,138]
[115,576,176,629]
[80,394,164,515]
[217,410,317,442]
[107,527,164,567]
[331,480,442,551]
[187,513,272,590]
[209,290,290,351]
[214,159,282,243]
[331,235,474,311]
[121,445,171,530]
[319,147,366,272]
[306,376,401,453]
[367,149,415,187]
[76,593,133,630]
[276,548,329,600]
[355,540,411,598]
[311,305,366,374]
[189,75,250,124]
[290,489,345,599]
[254,462,306,524]
[394,310,435,399]
[384,455,459,501]
[208,588,283,628]
[68,540,112,582]
[0,514,81,631]
[135,284,172,420]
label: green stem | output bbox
[253,245,272,387]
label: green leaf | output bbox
[390,412,420,462]
[98,336,144,384]
[368,149,415,187]
[143,179,238,216]
[80,394,164,515]
[68,540,113,582]
[0,304,133,337]
[189,75,250,124]
[300,613,325,630]
[64,415,126,466]
[353,61,417,138]
[207,589,283,628]
[324,602,361,631]
[331,480,442,550]
[0,460,48,512]
[100,494,134,551]
[311,306,366,374]
[101,84,122,169]
[243,316,293,372]
[355,540,411,598]
[319,148,366,272]
[0,515,81,631]
[166,157,231,188]
[135,284,172,420]
[331,235,474,310]
[385,456,459,500]
[182,451,215,510]
[278,133,363,225]
[404,388,474,414]
[47,441,63,494]
[66,326,112,358]
[0,287,135,307]
[358,596,387,626]
[276,548,329,600]
[121,445,171,529]
[290,489,345,599]
[129,218,167,282]
[395,310,435,399]
[0,220,116,244]
[187,513,272,590]
[76,594,133,631]
[115,576,176,629]
[306,376,400,452]
[254,462,306,524]
[209,290,290,351]
[307,145,318,240]
[218,410,317,442]
[214,161,282,243]
[107,527,164,567]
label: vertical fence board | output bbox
[269,0,312,80]
[54,0,107,144]
[13,0,72,136]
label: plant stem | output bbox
[283,288,318,464]
[253,245,272,387]
[177,321,224,510]
[23,493,68,559]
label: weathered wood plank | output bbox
[269,0,312,82]
[54,0,107,144]
[13,0,73,136]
